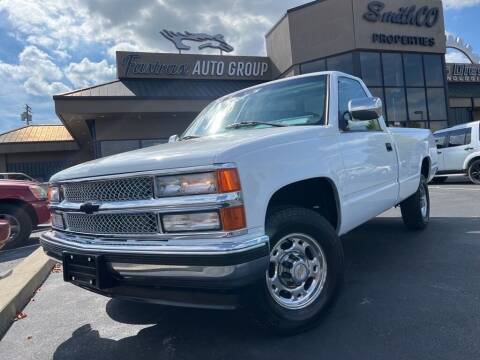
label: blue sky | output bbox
[0,0,479,134]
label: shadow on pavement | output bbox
[433,177,476,185]
[52,217,480,360]
[0,244,39,263]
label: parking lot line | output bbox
[429,186,480,191]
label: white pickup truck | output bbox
[41,72,437,334]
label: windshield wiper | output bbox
[181,135,200,141]
[225,121,287,129]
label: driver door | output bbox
[337,77,399,231]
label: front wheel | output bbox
[400,175,430,230]
[468,159,480,185]
[255,207,344,335]
[0,204,33,250]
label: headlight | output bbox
[29,185,47,200]
[155,172,217,198]
[162,212,221,232]
[154,169,241,198]
[48,186,61,203]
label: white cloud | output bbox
[443,0,480,9]
[445,49,473,63]
[64,58,116,88]
[0,46,70,96]
[106,42,148,60]
[23,77,70,96]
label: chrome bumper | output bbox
[40,230,270,290]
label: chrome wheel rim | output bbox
[0,214,19,245]
[419,184,428,219]
[266,233,327,310]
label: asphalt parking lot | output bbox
[1,180,479,360]
[0,229,44,277]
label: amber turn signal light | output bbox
[217,168,241,193]
[220,206,246,231]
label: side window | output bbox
[466,128,472,145]
[447,128,472,148]
[338,78,381,131]
[434,133,447,149]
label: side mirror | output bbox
[168,134,179,143]
[348,97,382,121]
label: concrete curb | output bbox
[0,248,54,338]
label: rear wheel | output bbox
[0,204,33,250]
[400,175,430,230]
[255,207,344,335]
[468,159,480,185]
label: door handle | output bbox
[385,143,393,152]
[437,151,442,155]
[465,147,474,151]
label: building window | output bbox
[407,88,428,121]
[100,140,140,157]
[382,53,404,87]
[427,88,447,121]
[300,51,447,130]
[408,121,428,129]
[385,88,407,123]
[369,87,385,106]
[423,54,444,87]
[429,121,448,132]
[141,139,168,148]
[403,54,424,87]
[301,59,326,74]
[326,53,354,75]
[448,108,473,126]
[360,52,382,87]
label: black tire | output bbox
[467,159,480,185]
[0,204,33,250]
[254,207,344,335]
[400,175,430,230]
[431,177,447,184]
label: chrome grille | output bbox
[64,213,159,235]
[62,177,153,203]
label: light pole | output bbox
[21,104,32,126]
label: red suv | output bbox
[0,180,50,249]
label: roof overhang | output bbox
[53,78,265,146]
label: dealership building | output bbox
[1,0,480,180]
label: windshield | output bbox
[182,75,327,139]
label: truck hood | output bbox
[51,127,322,182]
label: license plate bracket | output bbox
[62,252,112,290]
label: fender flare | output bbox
[463,152,480,171]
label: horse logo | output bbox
[160,30,234,53]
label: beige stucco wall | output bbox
[288,0,356,65]
[352,0,446,54]
[266,16,293,77]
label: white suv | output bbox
[434,121,480,184]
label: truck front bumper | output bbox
[40,231,270,309]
